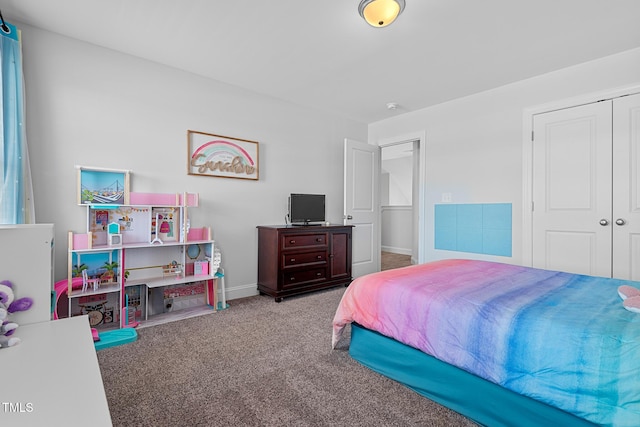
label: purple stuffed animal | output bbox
[0,280,34,348]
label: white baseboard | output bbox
[225,283,259,301]
[381,246,412,256]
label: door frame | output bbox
[378,130,427,264]
[521,84,640,266]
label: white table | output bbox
[0,316,112,426]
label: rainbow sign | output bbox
[189,132,258,180]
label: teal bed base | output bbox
[349,323,596,427]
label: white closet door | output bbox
[613,93,640,280]
[532,101,613,277]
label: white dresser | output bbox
[2,316,112,426]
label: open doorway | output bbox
[380,140,416,270]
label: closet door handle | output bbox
[599,219,609,226]
[615,218,626,226]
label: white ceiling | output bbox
[2,0,640,123]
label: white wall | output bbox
[381,206,412,255]
[369,47,640,265]
[381,156,412,205]
[381,155,413,255]
[19,24,367,299]
[17,21,640,289]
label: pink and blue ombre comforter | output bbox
[332,259,640,426]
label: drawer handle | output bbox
[290,276,296,281]
[289,240,296,244]
[317,255,322,259]
[316,272,322,276]
[316,238,322,242]
[290,258,296,262]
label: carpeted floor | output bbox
[97,285,477,426]
[381,251,412,270]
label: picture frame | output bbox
[77,166,130,205]
[187,130,259,180]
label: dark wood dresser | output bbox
[257,224,353,302]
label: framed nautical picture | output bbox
[77,166,130,205]
[187,130,259,180]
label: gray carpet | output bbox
[381,251,412,271]
[97,287,477,426]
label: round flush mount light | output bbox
[359,0,406,28]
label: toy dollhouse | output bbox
[64,167,225,329]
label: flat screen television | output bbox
[289,194,325,225]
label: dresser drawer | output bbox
[282,233,327,249]
[282,268,326,288]
[282,251,326,268]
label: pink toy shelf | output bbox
[129,192,199,207]
[65,178,222,330]
[187,227,211,242]
[70,231,93,250]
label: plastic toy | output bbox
[623,297,640,313]
[618,285,640,300]
[82,269,100,292]
[53,276,84,320]
[618,285,640,313]
[0,280,34,349]
[94,328,137,351]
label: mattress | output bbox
[332,259,640,426]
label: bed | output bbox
[332,259,640,427]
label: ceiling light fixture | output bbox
[358,0,406,28]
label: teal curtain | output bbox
[0,21,33,224]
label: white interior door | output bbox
[344,138,380,278]
[532,101,613,277]
[613,93,640,280]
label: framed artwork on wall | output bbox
[77,166,130,205]
[187,130,259,180]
